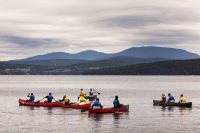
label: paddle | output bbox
[93,90,100,95]
[35,97,45,104]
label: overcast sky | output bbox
[0,0,200,60]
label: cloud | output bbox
[135,30,200,45]
[0,0,200,60]
[0,35,64,47]
[99,7,200,28]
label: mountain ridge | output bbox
[17,46,200,61]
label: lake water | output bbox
[0,76,200,133]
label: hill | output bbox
[114,46,200,59]
[83,59,200,75]
[19,46,200,61]
[23,50,108,61]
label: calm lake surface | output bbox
[0,76,200,133]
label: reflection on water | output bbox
[89,114,104,122]
[0,76,200,133]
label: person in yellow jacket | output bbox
[60,95,70,105]
[79,96,86,103]
[80,89,86,97]
[179,94,186,103]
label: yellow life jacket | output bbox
[64,97,70,103]
[80,91,85,96]
[181,97,186,103]
[79,96,86,103]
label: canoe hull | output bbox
[153,100,192,108]
[89,105,129,114]
[19,99,91,109]
[62,103,91,109]
[18,99,63,107]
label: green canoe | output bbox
[153,100,192,108]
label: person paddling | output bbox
[113,96,122,108]
[92,98,103,109]
[167,93,175,103]
[161,94,166,104]
[89,88,99,98]
[79,96,86,103]
[179,94,186,103]
[80,89,86,97]
[60,95,70,105]
[41,93,56,103]
[89,89,95,97]
[27,93,35,102]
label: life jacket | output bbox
[64,97,70,103]
[168,96,175,101]
[30,95,35,102]
[113,99,120,106]
[79,96,86,103]
[46,95,54,103]
[180,97,186,103]
[80,91,85,96]
[89,90,93,96]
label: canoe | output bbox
[62,103,91,109]
[89,105,129,114]
[153,100,192,108]
[19,99,91,109]
[18,99,63,107]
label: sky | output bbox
[0,0,200,61]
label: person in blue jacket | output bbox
[113,96,122,108]
[167,93,175,103]
[89,89,94,96]
[27,93,35,102]
[92,98,103,109]
[42,93,56,103]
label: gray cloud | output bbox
[0,0,200,60]
[135,30,200,45]
[0,35,64,47]
[99,8,200,28]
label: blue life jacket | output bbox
[168,96,175,101]
[30,95,35,102]
[46,95,54,103]
[113,99,120,107]
[89,90,93,96]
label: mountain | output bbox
[114,46,200,59]
[83,59,200,75]
[19,46,200,61]
[23,50,108,61]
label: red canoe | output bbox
[19,99,91,109]
[62,103,91,109]
[19,99,63,107]
[89,105,129,114]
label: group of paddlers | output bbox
[26,88,122,109]
[161,93,187,103]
